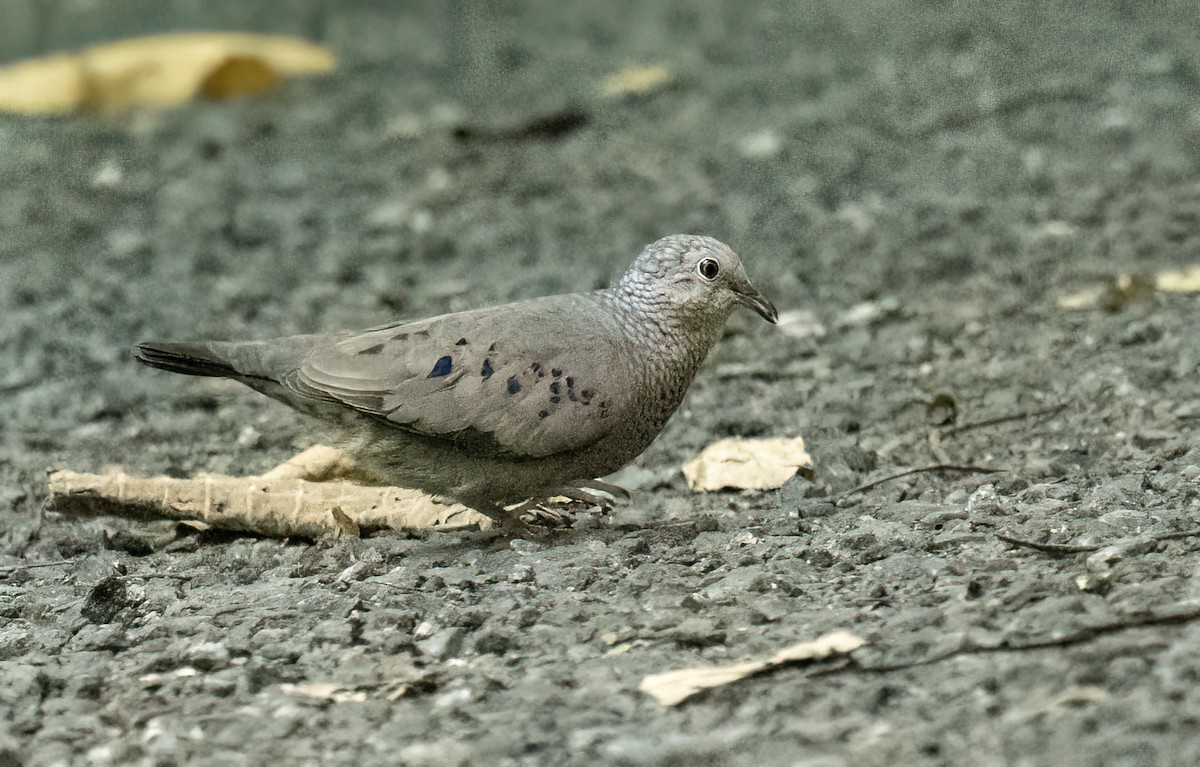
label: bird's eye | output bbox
[697,258,720,281]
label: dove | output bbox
[136,234,778,533]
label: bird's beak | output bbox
[734,284,779,324]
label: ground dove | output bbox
[137,234,778,532]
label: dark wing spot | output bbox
[538,410,549,419]
[507,376,522,394]
[551,368,562,377]
[549,382,560,395]
[566,376,574,388]
[455,337,469,346]
[428,355,453,378]
[531,362,543,374]
[488,342,497,352]
[358,343,384,355]
[393,332,408,342]
[442,426,513,455]
[580,389,594,405]
[481,359,494,379]
[549,396,560,404]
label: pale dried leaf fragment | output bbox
[48,460,492,539]
[282,682,368,703]
[682,436,813,492]
[598,65,674,99]
[1057,285,1106,311]
[1155,264,1200,293]
[0,32,335,115]
[0,54,86,114]
[262,444,371,482]
[1038,220,1077,239]
[1058,265,1200,310]
[640,630,865,706]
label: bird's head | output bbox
[617,234,778,328]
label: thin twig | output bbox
[0,559,75,576]
[996,534,1099,555]
[997,528,1200,558]
[942,402,1069,437]
[0,379,32,395]
[1153,528,1200,542]
[362,580,413,594]
[856,604,1200,673]
[842,464,1002,497]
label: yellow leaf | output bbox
[1057,285,1105,311]
[0,54,89,114]
[1057,274,1155,312]
[0,32,335,115]
[640,631,865,706]
[199,55,279,100]
[682,436,813,492]
[598,65,673,99]
[1155,264,1200,293]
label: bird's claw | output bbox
[522,505,573,528]
[552,481,630,511]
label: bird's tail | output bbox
[135,341,246,379]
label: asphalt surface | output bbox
[2,2,1199,765]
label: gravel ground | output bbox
[2,2,1199,765]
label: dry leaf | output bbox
[0,32,335,115]
[1038,220,1077,239]
[0,54,85,114]
[1082,274,1152,311]
[48,445,492,539]
[1057,285,1107,311]
[282,682,368,703]
[640,630,865,706]
[682,436,813,492]
[262,444,372,482]
[598,65,673,99]
[1058,265,1200,311]
[1155,264,1200,293]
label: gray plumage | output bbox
[136,234,778,532]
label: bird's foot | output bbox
[522,505,574,528]
[574,479,631,501]
[495,500,561,537]
[493,482,630,536]
[551,480,630,512]
[497,511,540,538]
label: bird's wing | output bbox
[290,294,633,459]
